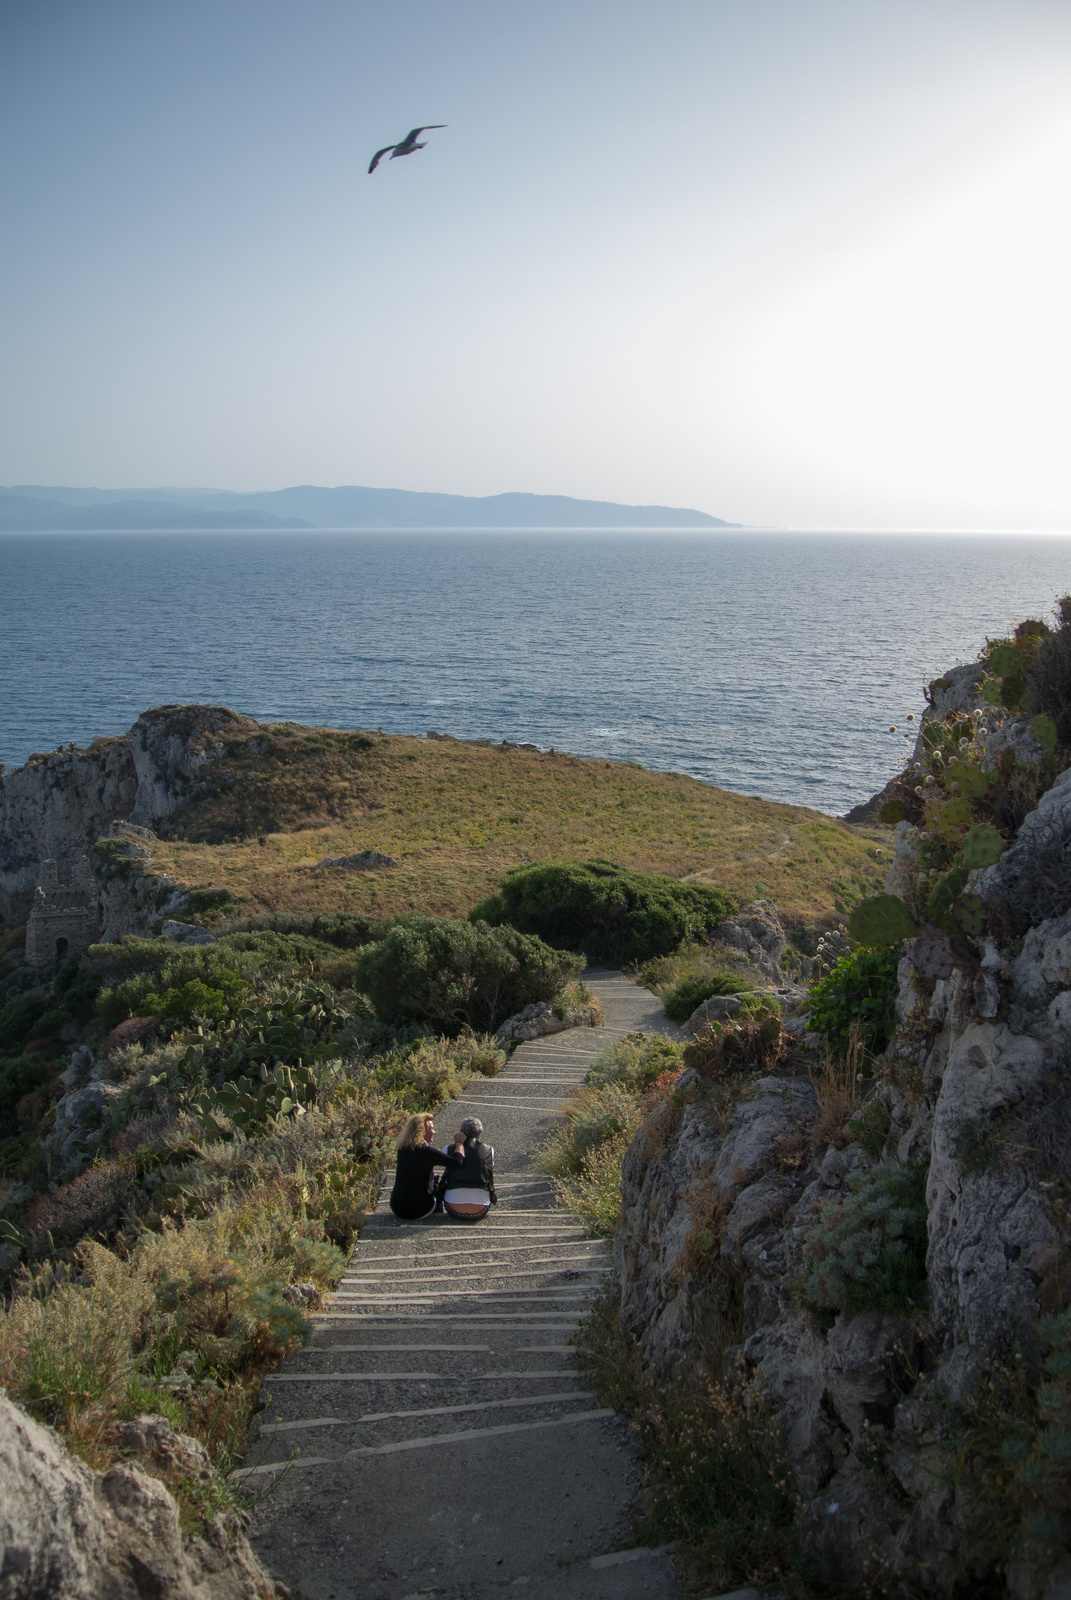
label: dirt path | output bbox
[241,972,683,1600]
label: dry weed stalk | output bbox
[808,1022,866,1150]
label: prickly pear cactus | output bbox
[847,894,918,948]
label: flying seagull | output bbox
[368,125,446,174]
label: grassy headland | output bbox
[149,723,891,934]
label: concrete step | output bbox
[245,969,681,1599]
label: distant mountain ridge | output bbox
[0,483,736,531]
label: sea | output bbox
[2,529,1070,817]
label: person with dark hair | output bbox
[389,1112,464,1221]
[441,1116,497,1220]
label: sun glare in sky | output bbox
[1,0,1069,528]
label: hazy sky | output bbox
[2,0,1070,527]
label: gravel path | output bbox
[244,971,683,1600]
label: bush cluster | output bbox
[354,915,582,1034]
[1026,596,1071,749]
[662,970,752,1024]
[807,944,901,1056]
[471,860,734,966]
[575,1290,798,1595]
[0,956,101,1135]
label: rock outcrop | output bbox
[0,1395,286,1599]
[683,901,803,1035]
[0,705,251,935]
[710,899,788,983]
[614,657,1071,1594]
[495,999,600,1043]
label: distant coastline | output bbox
[0,482,736,532]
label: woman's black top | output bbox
[390,1144,463,1219]
[443,1138,496,1203]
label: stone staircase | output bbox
[243,972,683,1600]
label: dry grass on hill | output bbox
[147,724,891,933]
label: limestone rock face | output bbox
[0,704,248,928]
[926,1022,1057,1362]
[312,850,399,872]
[615,714,1071,1591]
[0,738,137,921]
[41,1051,129,1176]
[685,993,742,1032]
[615,1077,817,1378]
[495,1000,598,1043]
[976,766,1071,926]
[161,919,214,944]
[1012,911,1071,1008]
[711,900,788,983]
[0,1395,285,1600]
[127,704,255,831]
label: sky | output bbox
[2,0,1070,529]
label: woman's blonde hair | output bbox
[396,1112,434,1151]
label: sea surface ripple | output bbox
[2,529,1069,816]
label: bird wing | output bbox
[368,145,395,173]
[404,125,446,142]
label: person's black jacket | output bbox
[390,1144,463,1219]
[442,1138,497,1203]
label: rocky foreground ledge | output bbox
[0,1396,285,1599]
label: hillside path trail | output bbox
[243,971,685,1600]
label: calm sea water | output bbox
[2,530,1069,815]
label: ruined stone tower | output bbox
[24,858,99,967]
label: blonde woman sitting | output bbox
[390,1113,464,1221]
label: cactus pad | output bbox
[847,894,918,947]
[1032,714,1058,755]
[961,823,1004,870]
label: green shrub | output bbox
[807,943,901,1055]
[215,930,342,967]
[354,916,582,1033]
[538,1083,646,1236]
[1023,596,1071,748]
[0,1053,52,1136]
[52,957,100,1021]
[803,1161,927,1316]
[585,1031,687,1094]
[576,1291,798,1594]
[663,971,752,1024]
[538,1034,686,1235]
[470,860,734,966]
[373,1034,506,1107]
[640,940,758,995]
[548,1137,633,1236]
[136,974,247,1030]
[21,1161,135,1248]
[186,887,237,918]
[0,990,52,1052]
[95,946,258,1029]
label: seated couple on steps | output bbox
[390,1113,497,1222]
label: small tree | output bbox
[354,917,582,1034]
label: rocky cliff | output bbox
[0,1395,286,1599]
[0,705,254,931]
[613,625,1071,1596]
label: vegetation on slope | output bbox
[0,911,579,1516]
[136,723,890,933]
